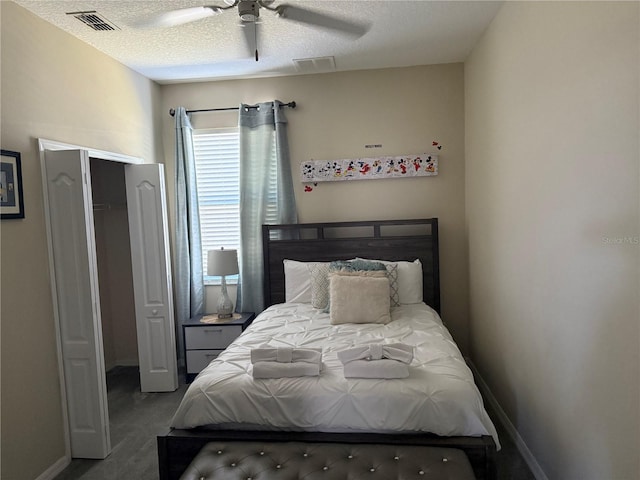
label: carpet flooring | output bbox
[54,366,536,480]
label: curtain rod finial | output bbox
[169,108,176,117]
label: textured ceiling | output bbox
[14,0,503,84]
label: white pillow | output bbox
[356,258,423,304]
[283,260,316,303]
[329,271,391,325]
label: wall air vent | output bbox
[66,11,120,31]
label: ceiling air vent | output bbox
[293,56,336,74]
[67,11,120,31]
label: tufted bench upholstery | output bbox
[179,441,476,480]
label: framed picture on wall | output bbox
[1,150,25,219]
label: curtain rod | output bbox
[169,101,296,117]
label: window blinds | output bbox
[193,129,240,281]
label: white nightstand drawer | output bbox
[184,313,254,382]
[185,325,242,350]
[186,349,223,374]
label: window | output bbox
[193,127,278,284]
[193,128,240,284]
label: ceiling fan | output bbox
[136,0,370,62]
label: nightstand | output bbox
[184,312,255,382]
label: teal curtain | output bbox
[237,101,298,313]
[174,107,204,359]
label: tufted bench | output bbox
[179,441,476,479]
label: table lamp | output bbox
[207,248,238,318]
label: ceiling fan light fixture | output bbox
[238,1,259,22]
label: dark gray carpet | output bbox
[55,366,535,480]
[54,367,187,480]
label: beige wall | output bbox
[0,3,162,479]
[465,2,639,479]
[161,64,470,349]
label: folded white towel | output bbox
[343,359,409,379]
[337,343,413,365]
[251,347,322,364]
[252,361,321,379]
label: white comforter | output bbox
[171,303,500,448]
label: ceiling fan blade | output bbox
[241,21,260,61]
[275,5,369,38]
[133,6,222,28]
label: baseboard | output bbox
[106,360,140,371]
[467,359,549,480]
[34,455,69,480]
[116,358,140,367]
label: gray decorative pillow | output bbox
[385,263,400,307]
[308,263,331,309]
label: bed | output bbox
[158,218,499,480]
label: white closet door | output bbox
[44,149,111,459]
[125,164,178,392]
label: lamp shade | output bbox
[207,248,239,277]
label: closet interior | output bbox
[90,159,139,375]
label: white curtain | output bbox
[174,107,204,359]
[237,101,298,313]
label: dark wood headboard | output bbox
[262,218,440,312]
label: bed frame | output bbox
[262,218,440,313]
[157,218,496,480]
